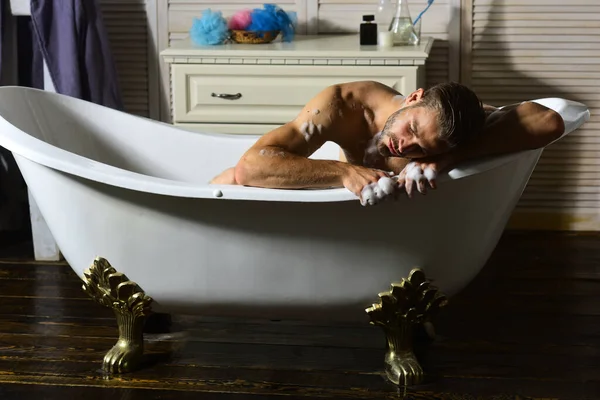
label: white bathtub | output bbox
[0,86,590,322]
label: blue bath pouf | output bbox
[190,9,230,45]
[248,4,296,42]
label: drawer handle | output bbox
[211,92,242,100]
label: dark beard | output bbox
[379,106,409,157]
[376,136,392,157]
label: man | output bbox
[211,81,564,203]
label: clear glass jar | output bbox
[388,0,419,46]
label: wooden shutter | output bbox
[464,0,600,230]
[315,0,460,87]
[99,0,151,118]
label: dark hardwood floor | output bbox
[0,231,598,399]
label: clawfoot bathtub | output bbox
[0,87,590,385]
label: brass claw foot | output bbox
[82,257,153,374]
[366,268,447,387]
[385,349,423,386]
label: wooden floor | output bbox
[0,231,598,399]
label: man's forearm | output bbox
[448,101,565,165]
[234,147,348,189]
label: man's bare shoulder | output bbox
[338,80,402,101]
[306,81,400,110]
[483,102,520,127]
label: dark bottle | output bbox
[360,15,378,45]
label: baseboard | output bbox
[507,210,600,231]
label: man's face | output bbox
[378,104,449,159]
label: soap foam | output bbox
[360,176,398,206]
[299,121,310,141]
[259,149,286,158]
[405,162,424,182]
[300,119,324,142]
[403,162,437,194]
[423,167,437,182]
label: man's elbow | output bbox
[523,103,565,149]
[233,160,251,186]
[541,109,565,146]
[234,152,265,187]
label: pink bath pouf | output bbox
[229,9,252,30]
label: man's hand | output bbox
[342,165,396,205]
[397,154,455,197]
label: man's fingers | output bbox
[417,179,427,194]
[405,178,414,198]
[360,184,374,205]
[423,166,437,190]
[397,169,406,181]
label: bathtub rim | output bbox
[0,85,542,202]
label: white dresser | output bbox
[161,34,434,135]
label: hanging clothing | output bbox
[29,0,124,110]
[0,0,124,232]
[0,0,7,84]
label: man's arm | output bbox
[234,121,347,189]
[233,85,390,195]
[447,101,565,166]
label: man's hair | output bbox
[418,82,486,148]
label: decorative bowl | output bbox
[230,30,280,44]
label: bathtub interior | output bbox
[0,87,338,184]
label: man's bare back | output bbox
[211,80,565,204]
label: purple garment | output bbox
[30,0,124,110]
[0,0,6,83]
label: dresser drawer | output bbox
[171,64,418,124]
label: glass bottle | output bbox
[375,0,395,33]
[389,0,419,46]
[360,15,378,45]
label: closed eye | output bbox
[410,122,419,138]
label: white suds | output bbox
[300,121,310,141]
[301,120,322,141]
[405,162,424,182]
[423,167,437,182]
[360,176,398,206]
[402,162,437,194]
[260,149,286,157]
[308,121,315,136]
